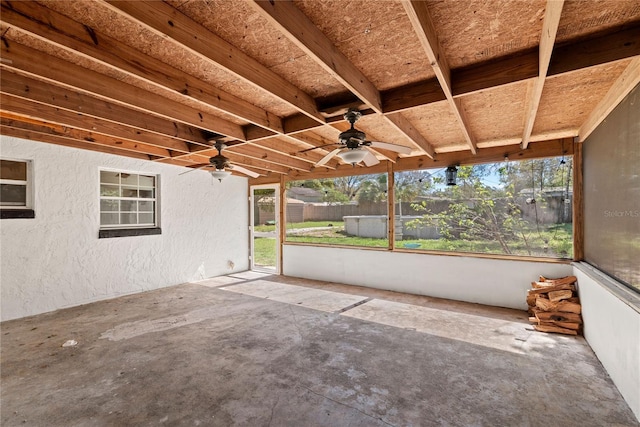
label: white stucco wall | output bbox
[574,263,640,421]
[0,136,249,321]
[283,244,572,310]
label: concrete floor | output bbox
[1,272,637,426]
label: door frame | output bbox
[249,183,280,274]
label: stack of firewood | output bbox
[527,275,582,335]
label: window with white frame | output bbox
[1,159,32,211]
[100,170,157,229]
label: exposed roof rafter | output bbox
[401,0,478,154]
[103,0,326,124]
[578,57,640,142]
[521,0,565,150]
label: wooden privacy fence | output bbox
[301,201,449,222]
[263,197,573,224]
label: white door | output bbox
[250,184,280,273]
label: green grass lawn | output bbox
[254,220,343,233]
[286,236,389,247]
[253,237,277,267]
[281,221,573,258]
[254,220,572,258]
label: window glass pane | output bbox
[393,158,573,258]
[120,200,137,212]
[284,174,389,248]
[139,175,155,187]
[120,173,138,186]
[100,184,120,197]
[99,170,158,228]
[100,213,119,225]
[120,212,137,225]
[121,187,138,198]
[0,160,27,181]
[139,189,154,198]
[0,184,27,206]
[139,201,154,212]
[100,199,119,212]
[100,171,120,184]
[139,213,154,224]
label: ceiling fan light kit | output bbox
[338,148,368,165]
[305,109,412,168]
[179,140,260,180]
[210,170,231,182]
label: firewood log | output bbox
[556,300,582,314]
[535,311,582,323]
[548,289,573,303]
[534,324,578,335]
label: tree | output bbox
[357,174,387,203]
[411,165,529,254]
[394,170,432,216]
[333,175,367,200]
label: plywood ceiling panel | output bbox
[402,102,467,151]
[40,0,300,117]
[557,0,640,43]
[169,0,346,98]
[1,0,637,180]
[427,0,546,69]
[293,0,434,90]
[460,80,530,144]
[533,59,632,136]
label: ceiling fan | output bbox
[180,141,260,181]
[301,109,413,167]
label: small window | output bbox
[99,170,158,231]
[1,159,34,219]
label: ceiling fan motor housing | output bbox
[339,128,368,149]
[340,109,370,149]
[208,141,231,170]
[210,154,230,170]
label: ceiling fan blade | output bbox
[297,143,337,154]
[178,163,210,175]
[230,164,260,178]
[315,148,342,167]
[362,147,381,166]
[369,141,412,155]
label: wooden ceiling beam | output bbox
[284,162,389,182]
[548,25,640,76]
[224,153,292,175]
[0,0,284,135]
[521,0,564,150]
[0,117,170,158]
[0,94,191,154]
[247,22,640,142]
[401,0,477,154]
[258,135,341,168]
[454,23,640,98]
[104,0,325,124]
[578,57,640,142]
[252,0,435,158]
[0,69,200,154]
[0,124,152,160]
[253,138,574,184]
[385,112,436,158]
[394,138,574,172]
[250,0,382,114]
[249,139,337,170]
[170,150,292,175]
[225,144,314,172]
[382,78,446,114]
[2,0,358,165]
[0,40,244,142]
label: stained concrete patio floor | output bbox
[1,272,637,426]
